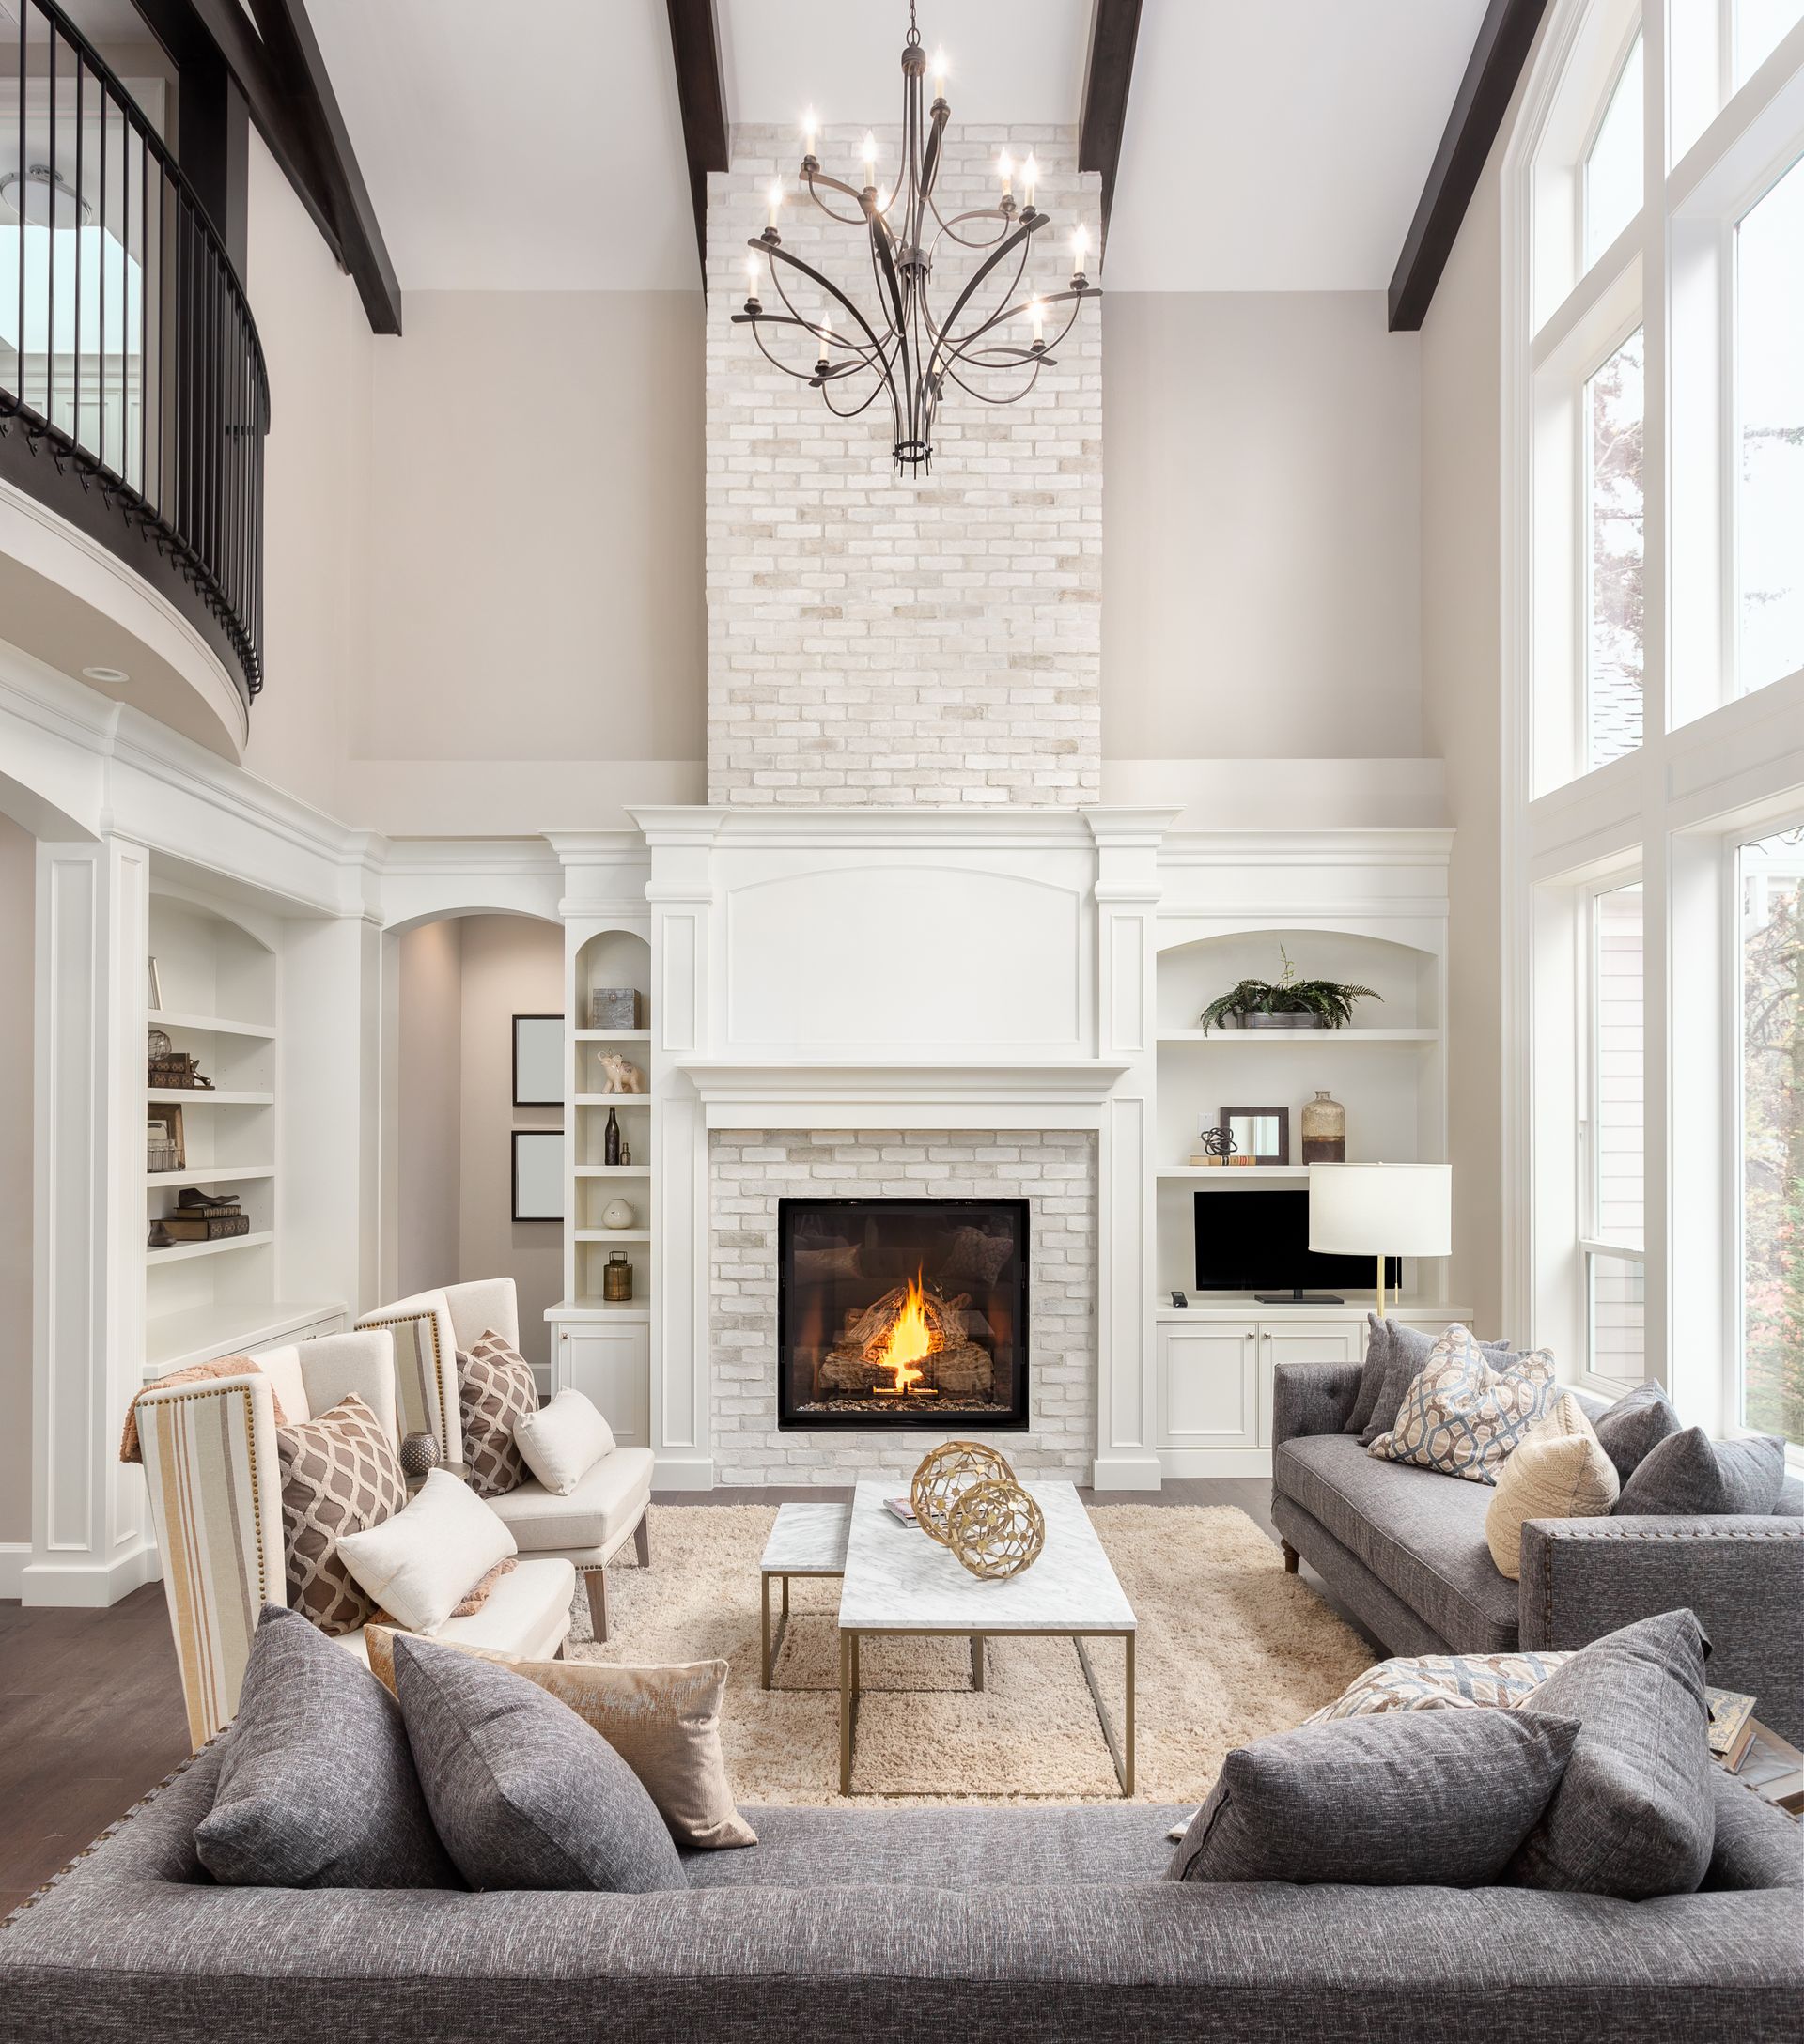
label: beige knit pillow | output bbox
[1485,1393,1620,1579]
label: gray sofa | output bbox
[2,1736,1799,2041]
[1271,1360,1804,1743]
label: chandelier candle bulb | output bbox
[932,47,946,99]
[801,106,817,160]
[1021,152,1039,210]
[1030,297,1045,345]
[862,130,878,182]
[767,180,783,232]
[744,252,761,304]
[998,147,1013,197]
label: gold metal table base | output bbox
[760,1566,845,1689]
[837,1626,1135,1797]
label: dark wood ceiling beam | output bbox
[665,0,728,284]
[1388,0,1550,331]
[1078,0,1142,265]
[132,0,400,335]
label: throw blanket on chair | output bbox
[119,1355,285,1464]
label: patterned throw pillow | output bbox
[274,1394,408,1636]
[457,1328,538,1498]
[1305,1649,1574,1724]
[1369,1324,1558,1483]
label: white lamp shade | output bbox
[1308,1163,1452,1258]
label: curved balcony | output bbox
[2,0,270,739]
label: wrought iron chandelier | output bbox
[733,2,1099,476]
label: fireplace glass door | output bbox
[777,1197,1030,1430]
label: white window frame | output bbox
[1502,1,1804,1435]
[1578,877,1647,1389]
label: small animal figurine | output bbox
[599,1053,646,1095]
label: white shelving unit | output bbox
[545,923,654,1450]
[142,890,338,1376]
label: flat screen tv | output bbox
[1194,1189,1401,1303]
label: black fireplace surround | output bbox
[777,1197,1030,1431]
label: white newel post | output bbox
[25,836,156,1605]
[1088,810,1174,1491]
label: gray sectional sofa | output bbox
[2,1735,1800,2042]
[1270,1360,1804,1743]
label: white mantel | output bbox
[603,804,1177,1492]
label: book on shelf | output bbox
[157,1213,250,1243]
[1706,1687,1758,1770]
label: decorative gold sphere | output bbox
[910,1440,1015,1546]
[947,1479,1046,1580]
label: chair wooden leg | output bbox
[584,1566,610,1642]
[1281,1540,1300,1575]
[632,1507,650,1569]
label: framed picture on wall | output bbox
[512,1130,564,1222]
[512,1014,565,1107]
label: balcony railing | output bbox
[2,0,270,703]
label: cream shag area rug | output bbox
[568,1503,1373,1806]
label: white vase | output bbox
[600,1198,636,1231]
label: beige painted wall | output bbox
[0,815,31,1542]
[395,919,463,1299]
[1105,292,1423,760]
[457,917,565,1372]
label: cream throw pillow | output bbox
[363,1625,755,1850]
[1485,1392,1620,1579]
[514,1387,615,1495]
[335,1467,517,1633]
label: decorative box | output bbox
[589,987,643,1030]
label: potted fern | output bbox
[1198,948,1381,1032]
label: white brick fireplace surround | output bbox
[625,805,1171,1492]
[710,1129,1097,1484]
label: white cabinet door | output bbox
[1157,1322,1260,1448]
[1257,1321,1366,1447]
[555,1322,650,1450]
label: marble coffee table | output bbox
[835,1477,1136,1796]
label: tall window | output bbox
[1585,883,1646,1380]
[1587,331,1645,766]
[1740,828,1804,1444]
[1584,35,1642,268]
[1736,157,1804,697]
[1735,0,1804,85]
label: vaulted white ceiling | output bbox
[304,0,1490,297]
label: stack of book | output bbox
[1706,1687,1759,1771]
[158,1187,250,1243]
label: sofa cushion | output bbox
[1616,1428,1787,1518]
[194,1603,455,1889]
[1485,1397,1619,1578]
[1355,1318,1517,1447]
[487,1445,655,1556]
[1370,1325,1558,1484]
[1592,1379,1683,1482]
[1507,1610,1716,1900]
[273,1393,408,1636]
[393,1634,686,1893]
[456,1328,538,1498]
[1167,1710,1578,1885]
[1274,1432,1520,1650]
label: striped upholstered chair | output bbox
[136,1328,576,1747]
[355,1278,655,1641]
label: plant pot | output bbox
[1241,1012,1324,1030]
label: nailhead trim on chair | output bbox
[356,1311,453,1461]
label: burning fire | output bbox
[871,1269,934,1395]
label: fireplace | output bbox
[777,1197,1030,1431]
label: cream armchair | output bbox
[137,1328,576,1747]
[357,1278,654,1641]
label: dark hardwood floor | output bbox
[0,1476,1359,1913]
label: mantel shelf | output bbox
[1159,1165,1311,1181]
[1157,1028,1438,1045]
[670,1059,1134,1106]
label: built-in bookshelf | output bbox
[142,890,335,1373]
[563,926,654,1314]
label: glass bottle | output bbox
[604,1107,621,1167]
[1300,1090,1346,1163]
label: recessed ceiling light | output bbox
[81,665,130,685]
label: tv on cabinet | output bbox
[1194,1189,1401,1304]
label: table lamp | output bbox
[1308,1163,1452,1318]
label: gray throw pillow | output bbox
[1166,1709,1578,1886]
[393,1634,687,1893]
[1616,1427,1786,1517]
[1507,1609,1715,1900]
[1357,1322,1516,1448]
[1593,1379,1682,1482]
[195,1603,456,1889]
[1344,1314,1391,1435]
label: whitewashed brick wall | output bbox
[709,1129,1097,1483]
[705,122,1102,806]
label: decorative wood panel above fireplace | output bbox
[777,1197,1030,1432]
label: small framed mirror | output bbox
[512,1014,565,1107]
[1221,1107,1289,1167]
[511,1130,564,1221]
